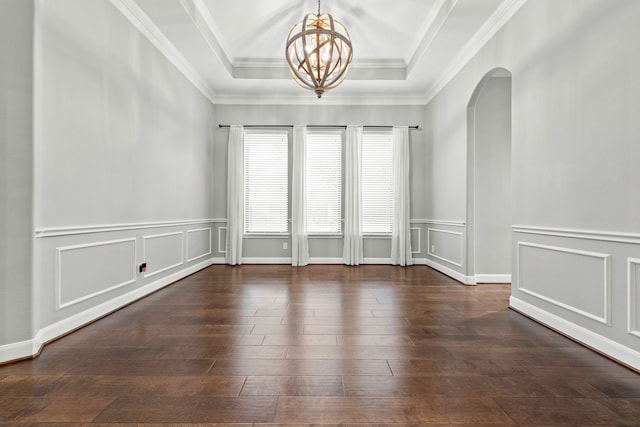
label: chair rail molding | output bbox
[513,225,640,245]
[35,218,225,238]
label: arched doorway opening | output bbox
[466,68,512,284]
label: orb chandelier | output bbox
[285,0,353,98]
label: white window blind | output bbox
[305,132,342,234]
[362,131,393,234]
[243,132,288,234]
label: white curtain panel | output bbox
[225,125,244,265]
[343,125,364,265]
[291,125,310,266]
[391,126,413,266]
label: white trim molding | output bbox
[410,227,421,255]
[142,231,185,279]
[186,227,213,263]
[513,225,640,245]
[511,296,640,372]
[516,241,611,325]
[425,258,476,285]
[476,274,511,284]
[423,0,529,104]
[218,226,227,254]
[35,218,225,238]
[55,238,137,310]
[108,0,217,103]
[1,258,217,364]
[427,228,463,268]
[628,258,640,338]
[412,219,466,227]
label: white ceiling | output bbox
[115,0,526,104]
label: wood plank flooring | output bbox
[1,264,639,425]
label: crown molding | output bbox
[423,0,529,104]
[232,58,407,81]
[109,0,217,104]
[407,0,458,78]
[213,92,429,107]
[180,0,233,74]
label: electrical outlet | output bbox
[431,245,435,253]
[283,242,288,250]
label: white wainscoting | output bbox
[142,231,184,278]
[55,238,137,310]
[516,241,611,325]
[510,296,640,372]
[628,258,640,338]
[0,219,223,364]
[186,227,212,262]
[427,228,463,268]
[512,225,640,371]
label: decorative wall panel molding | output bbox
[410,227,421,255]
[186,227,212,262]
[628,258,640,338]
[55,238,137,310]
[35,218,224,238]
[218,226,227,254]
[1,258,216,364]
[427,228,463,267]
[142,231,184,278]
[516,241,611,325]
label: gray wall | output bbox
[0,0,218,362]
[424,0,640,365]
[213,104,428,262]
[0,0,34,347]
[472,76,511,277]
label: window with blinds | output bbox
[243,132,289,234]
[305,132,342,234]
[362,131,393,234]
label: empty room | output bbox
[1,0,640,424]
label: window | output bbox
[243,132,288,234]
[361,131,393,233]
[306,132,342,234]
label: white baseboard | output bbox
[425,258,476,285]
[510,296,640,371]
[0,339,40,364]
[309,257,343,264]
[0,257,216,364]
[218,257,427,266]
[476,274,512,283]
[242,257,292,264]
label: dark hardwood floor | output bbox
[1,264,639,425]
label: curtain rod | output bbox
[218,124,419,129]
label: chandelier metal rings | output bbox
[285,0,353,98]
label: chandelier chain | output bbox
[317,0,321,16]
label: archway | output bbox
[466,68,512,284]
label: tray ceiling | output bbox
[112,0,526,104]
